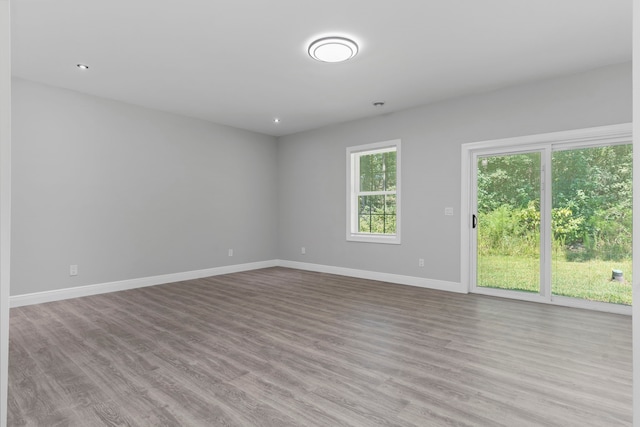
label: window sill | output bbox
[347,234,401,245]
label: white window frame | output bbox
[346,139,401,244]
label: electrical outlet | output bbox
[418,259,424,267]
[228,249,233,257]
[70,264,78,276]
[301,247,306,254]
[444,207,454,216]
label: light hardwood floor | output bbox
[8,267,632,426]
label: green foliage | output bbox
[477,144,632,262]
[552,145,633,219]
[516,200,540,235]
[358,195,396,234]
[360,150,396,192]
[478,205,539,257]
[588,206,632,261]
[357,149,397,234]
[477,152,540,213]
[552,207,583,243]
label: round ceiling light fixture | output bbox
[308,37,358,63]
[76,63,89,70]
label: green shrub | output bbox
[478,205,538,257]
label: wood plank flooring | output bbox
[8,267,632,426]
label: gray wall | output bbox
[11,78,278,295]
[277,62,632,285]
[11,62,632,296]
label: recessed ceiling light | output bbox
[308,37,358,63]
[273,118,281,123]
[76,64,89,70]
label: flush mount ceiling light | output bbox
[308,37,358,63]
[76,63,89,70]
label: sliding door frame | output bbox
[0,2,10,425]
[469,146,550,302]
[461,123,632,315]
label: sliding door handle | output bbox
[472,214,477,229]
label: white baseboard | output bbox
[10,259,464,308]
[277,260,466,294]
[10,260,279,308]
[11,259,629,315]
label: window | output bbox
[347,140,401,244]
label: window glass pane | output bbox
[551,144,632,305]
[384,152,396,191]
[476,152,541,293]
[385,194,396,215]
[359,150,396,192]
[358,195,396,234]
[384,195,397,233]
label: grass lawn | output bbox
[478,255,632,305]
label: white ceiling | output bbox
[11,0,632,137]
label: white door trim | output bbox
[0,2,10,425]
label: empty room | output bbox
[1,0,638,426]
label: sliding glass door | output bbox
[475,151,542,295]
[551,145,633,305]
[471,141,632,308]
